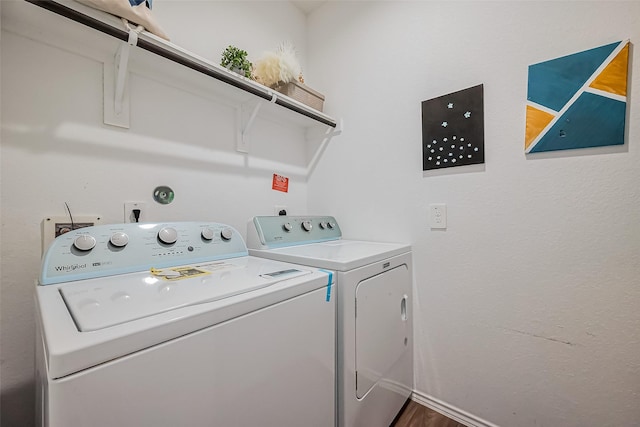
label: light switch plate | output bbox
[429,204,447,229]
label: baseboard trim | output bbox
[410,391,500,427]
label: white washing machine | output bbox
[36,221,335,427]
[247,216,413,427]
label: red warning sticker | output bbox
[272,174,289,193]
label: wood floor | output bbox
[391,400,467,427]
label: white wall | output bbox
[154,0,310,74]
[307,2,640,427]
[0,2,309,425]
[0,0,3,419]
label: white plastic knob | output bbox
[327,221,336,229]
[301,221,313,232]
[110,232,129,247]
[220,228,233,241]
[201,228,214,240]
[283,223,293,232]
[73,234,96,251]
[158,227,178,244]
[319,222,327,229]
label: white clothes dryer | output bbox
[247,216,413,427]
[36,221,335,427]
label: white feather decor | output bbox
[276,41,302,83]
[254,41,302,88]
[253,51,282,87]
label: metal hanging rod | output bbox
[24,0,338,128]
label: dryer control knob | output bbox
[327,221,336,229]
[158,227,178,245]
[301,221,313,232]
[319,221,327,229]
[220,228,233,241]
[73,234,96,251]
[201,228,214,241]
[110,232,129,247]
[283,223,293,232]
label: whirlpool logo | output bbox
[54,263,87,272]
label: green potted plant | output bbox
[220,45,252,78]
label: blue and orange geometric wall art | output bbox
[525,40,630,153]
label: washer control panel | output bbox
[40,222,247,285]
[247,216,342,249]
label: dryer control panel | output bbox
[40,222,247,285]
[247,216,342,249]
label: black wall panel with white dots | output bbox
[421,84,485,171]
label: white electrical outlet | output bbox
[274,205,288,216]
[124,201,147,223]
[429,203,447,229]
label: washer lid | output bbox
[60,260,310,332]
[249,240,410,271]
[38,256,333,379]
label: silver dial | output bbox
[73,234,96,251]
[158,227,178,244]
[109,232,129,247]
[201,228,214,240]
[220,228,233,241]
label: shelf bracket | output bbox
[307,118,344,175]
[103,20,142,129]
[236,92,278,153]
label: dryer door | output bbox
[355,264,411,398]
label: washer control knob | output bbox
[319,221,328,229]
[220,228,233,241]
[201,228,214,241]
[110,232,129,247]
[158,227,178,245]
[327,221,336,229]
[283,223,293,232]
[73,234,96,251]
[301,221,313,232]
